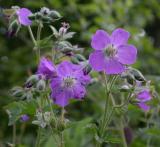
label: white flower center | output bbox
[105,44,117,57]
[63,76,76,88]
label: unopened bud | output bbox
[74,54,86,62]
[11,86,24,97]
[36,79,46,91]
[83,64,92,75]
[26,75,39,87]
[129,68,146,82]
[49,10,61,20]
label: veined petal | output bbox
[52,92,70,107]
[17,8,32,26]
[105,58,125,74]
[91,30,110,50]
[137,90,151,102]
[57,61,78,76]
[111,28,130,47]
[138,102,150,112]
[73,83,86,99]
[89,51,106,71]
[116,45,137,65]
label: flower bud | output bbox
[49,10,61,20]
[71,56,80,64]
[119,85,131,92]
[11,86,24,98]
[25,75,39,87]
[36,79,46,91]
[83,64,92,75]
[44,112,51,123]
[129,68,146,82]
[8,20,20,36]
[40,7,50,15]
[74,54,86,62]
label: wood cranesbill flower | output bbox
[37,57,56,79]
[136,90,151,111]
[16,8,32,26]
[89,28,137,74]
[50,61,90,107]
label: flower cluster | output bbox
[37,58,90,107]
[5,6,156,147]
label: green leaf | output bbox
[4,100,37,125]
[104,136,121,144]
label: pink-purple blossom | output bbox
[20,114,29,122]
[89,28,137,74]
[50,61,90,107]
[137,90,151,111]
[37,57,56,79]
[16,8,32,26]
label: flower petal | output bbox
[138,102,150,112]
[111,28,130,47]
[57,61,77,76]
[73,83,86,99]
[91,30,110,50]
[105,58,125,74]
[137,90,151,102]
[17,8,32,26]
[116,45,137,65]
[52,92,70,107]
[37,57,56,79]
[89,51,106,71]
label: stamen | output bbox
[105,44,117,57]
[63,76,75,88]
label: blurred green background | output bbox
[0,0,160,146]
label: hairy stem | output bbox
[12,123,16,146]
[35,127,41,147]
[60,107,65,147]
[120,117,127,147]
[98,74,118,146]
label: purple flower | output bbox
[89,28,137,74]
[16,8,32,26]
[20,114,29,122]
[50,61,90,107]
[37,57,56,79]
[137,90,151,111]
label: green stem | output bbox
[37,22,43,41]
[120,118,127,147]
[35,127,41,147]
[28,26,41,63]
[12,123,16,146]
[98,74,118,146]
[60,107,65,147]
[49,125,59,146]
[28,26,37,46]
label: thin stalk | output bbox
[28,26,41,63]
[28,26,37,46]
[60,107,65,147]
[120,118,127,147]
[49,125,59,146]
[37,22,42,41]
[98,74,118,147]
[35,127,41,147]
[12,123,16,146]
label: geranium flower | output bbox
[50,61,90,107]
[16,8,32,26]
[89,28,137,74]
[37,57,56,79]
[137,90,151,111]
